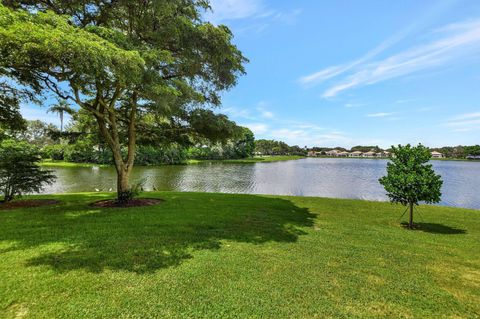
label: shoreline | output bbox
[39,155,479,168]
[39,156,306,168]
[21,191,479,211]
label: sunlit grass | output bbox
[0,192,479,318]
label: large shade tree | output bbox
[0,1,246,201]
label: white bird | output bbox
[108,188,113,192]
[95,188,100,192]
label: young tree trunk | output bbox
[409,202,414,229]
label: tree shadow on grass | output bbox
[401,222,467,234]
[0,193,315,274]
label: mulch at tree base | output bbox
[0,199,60,210]
[90,198,163,208]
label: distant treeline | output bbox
[7,119,256,165]
[254,139,307,156]
[429,145,480,158]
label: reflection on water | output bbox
[42,158,480,209]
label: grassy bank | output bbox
[39,160,109,168]
[1,192,479,318]
[41,156,304,168]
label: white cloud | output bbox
[344,103,364,108]
[298,6,432,87]
[205,0,301,27]
[366,112,395,118]
[223,107,256,120]
[446,112,480,132]
[450,112,480,121]
[319,19,480,98]
[260,110,274,118]
[268,127,351,147]
[242,122,269,135]
[205,0,264,23]
[256,103,275,119]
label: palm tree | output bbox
[47,100,74,132]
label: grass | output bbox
[1,192,479,318]
[39,160,109,168]
[41,156,304,168]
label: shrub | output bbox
[42,144,65,160]
[0,139,56,202]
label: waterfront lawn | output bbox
[39,160,109,168]
[1,192,479,318]
[41,156,304,168]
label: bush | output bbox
[42,144,65,160]
[0,139,56,202]
[135,145,187,165]
[64,141,112,164]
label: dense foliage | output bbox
[431,145,480,158]
[379,144,443,228]
[0,139,55,201]
[20,115,254,165]
[0,1,247,201]
[255,139,306,156]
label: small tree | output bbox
[0,139,56,202]
[379,144,443,229]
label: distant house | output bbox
[363,151,377,158]
[349,151,363,157]
[307,151,316,157]
[431,151,443,158]
[337,151,349,157]
[325,150,340,156]
[375,151,390,158]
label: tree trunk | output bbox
[116,166,131,202]
[91,90,137,204]
[409,202,414,229]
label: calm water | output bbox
[42,158,480,209]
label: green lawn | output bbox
[41,156,304,168]
[39,160,109,168]
[1,192,479,318]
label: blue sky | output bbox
[22,0,480,148]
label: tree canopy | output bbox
[379,144,443,228]
[0,1,247,201]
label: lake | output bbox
[42,158,480,210]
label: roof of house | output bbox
[431,151,442,155]
[350,151,363,154]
